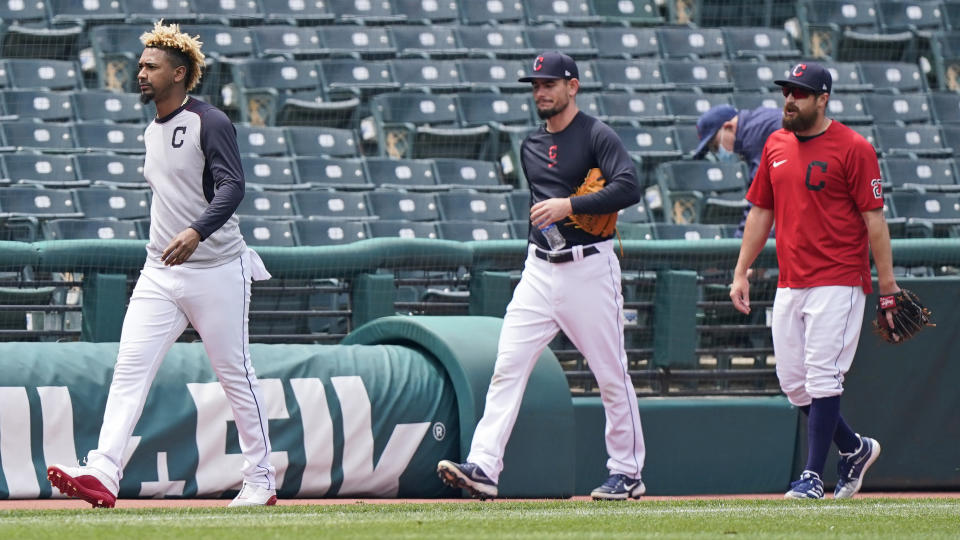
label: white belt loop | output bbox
[572,244,584,262]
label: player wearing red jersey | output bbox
[730,63,897,499]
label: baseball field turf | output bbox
[1,499,958,539]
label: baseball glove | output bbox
[567,168,618,237]
[872,289,935,344]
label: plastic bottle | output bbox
[540,223,567,251]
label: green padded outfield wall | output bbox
[0,342,459,500]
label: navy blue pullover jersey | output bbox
[520,111,640,250]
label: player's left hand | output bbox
[161,228,201,266]
[530,198,573,229]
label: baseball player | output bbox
[46,22,276,508]
[730,62,892,499]
[437,52,647,500]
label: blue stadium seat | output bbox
[862,93,933,124]
[437,192,512,221]
[596,92,671,125]
[2,59,82,90]
[722,27,802,60]
[930,91,960,124]
[881,157,960,192]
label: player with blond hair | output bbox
[46,21,277,508]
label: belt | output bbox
[534,245,599,264]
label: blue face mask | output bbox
[716,144,739,163]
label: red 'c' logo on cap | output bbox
[792,63,807,77]
[533,56,544,71]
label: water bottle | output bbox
[540,223,566,251]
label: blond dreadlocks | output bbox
[140,20,205,92]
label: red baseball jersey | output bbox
[747,120,883,293]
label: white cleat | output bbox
[228,482,278,507]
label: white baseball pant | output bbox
[85,248,276,493]
[468,240,646,483]
[771,285,866,407]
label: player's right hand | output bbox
[729,274,751,315]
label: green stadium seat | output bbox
[1,90,74,121]
[660,60,734,92]
[294,219,368,246]
[723,27,802,60]
[124,0,197,24]
[226,59,322,126]
[457,59,528,92]
[437,220,513,241]
[392,0,459,23]
[74,153,146,188]
[74,122,145,154]
[507,190,529,221]
[875,125,951,157]
[292,191,371,220]
[862,93,933,124]
[262,0,334,24]
[236,191,297,219]
[365,157,442,191]
[181,25,256,60]
[592,0,664,26]
[655,160,750,225]
[523,0,600,25]
[89,25,146,92]
[662,92,733,124]
[589,27,661,60]
[42,218,141,241]
[2,153,85,188]
[294,157,373,190]
[251,26,324,59]
[368,93,491,160]
[2,59,82,90]
[193,0,265,25]
[858,61,927,92]
[650,223,727,240]
[618,201,651,224]
[656,27,727,60]
[459,1,525,25]
[328,0,405,23]
[72,90,148,123]
[825,93,874,125]
[821,61,873,92]
[0,187,82,219]
[390,25,467,59]
[389,59,465,92]
[235,124,289,157]
[437,192,512,222]
[730,91,782,111]
[240,218,297,247]
[888,191,960,236]
[595,59,673,92]
[241,156,302,190]
[1,120,76,153]
[319,59,399,100]
[316,25,397,59]
[881,157,960,192]
[285,126,360,158]
[368,220,439,239]
[524,27,598,60]
[367,190,440,221]
[930,91,960,124]
[432,158,509,192]
[454,26,534,59]
[729,60,793,92]
[73,187,150,219]
[596,92,671,125]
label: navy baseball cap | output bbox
[775,62,832,94]
[693,105,738,159]
[518,52,579,82]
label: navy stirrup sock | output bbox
[805,396,842,476]
[798,403,860,454]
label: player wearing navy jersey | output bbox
[730,63,894,499]
[438,52,647,500]
[47,22,277,508]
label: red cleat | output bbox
[47,465,117,508]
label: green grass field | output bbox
[1,499,957,539]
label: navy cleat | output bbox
[437,460,498,500]
[834,435,881,499]
[590,474,645,500]
[785,470,824,499]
